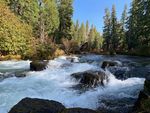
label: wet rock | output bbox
[30,61,48,71]
[15,72,27,77]
[9,98,103,113]
[144,75,150,94]
[80,42,89,52]
[0,71,28,81]
[62,108,101,113]
[132,75,150,113]
[71,70,108,87]
[66,56,79,63]
[8,97,65,113]
[0,73,14,81]
[101,60,122,69]
[132,91,149,113]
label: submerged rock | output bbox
[0,73,14,80]
[71,70,108,87]
[101,60,122,70]
[66,56,79,63]
[0,71,27,81]
[8,97,65,113]
[9,98,102,113]
[30,61,48,71]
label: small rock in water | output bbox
[66,56,79,63]
[30,60,48,71]
[101,60,122,70]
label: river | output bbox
[0,55,150,113]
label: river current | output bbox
[0,55,149,113]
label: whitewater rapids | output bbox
[0,56,145,113]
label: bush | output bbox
[54,49,65,57]
[62,38,80,54]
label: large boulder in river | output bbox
[101,60,122,69]
[8,97,65,113]
[144,75,150,94]
[71,70,108,87]
[62,108,101,113]
[132,75,150,113]
[30,61,48,71]
[9,98,103,113]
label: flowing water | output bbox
[0,55,150,113]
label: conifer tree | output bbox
[78,22,86,44]
[37,0,59,41]
[126,0,139,50]
[110,5,119,51]
[103,8,111,50]
[120,4,128,50]
[57,0,73,41]
[86,20,89,39]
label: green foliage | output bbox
[71,21,103,52]
[57,0,73,41]
[127,0,150,49]
[4,0,39,27]
[37,0,59,39]
[78,22,86,44]
[0,2,32,55]
[110,5,119,51]
[120,5,128,50]
[103,8,111,51]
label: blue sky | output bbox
[73,0,131,32]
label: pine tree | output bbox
[37,0,59,41]
[110,5,119,51]
[86,20,89,39]
[103,8,111,51]
[120,4,128,50]
[71,20,79,42]
[78,22,86,44]
[92,28,103,50]
[137,0,150,46]
[126,0,139,50]
[145,0,150,46]
[57,0,73,41]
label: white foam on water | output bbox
[0,60,31,71]
[0,56,145,113]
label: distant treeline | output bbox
[0,0,149,60]
[103,0,150,56]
